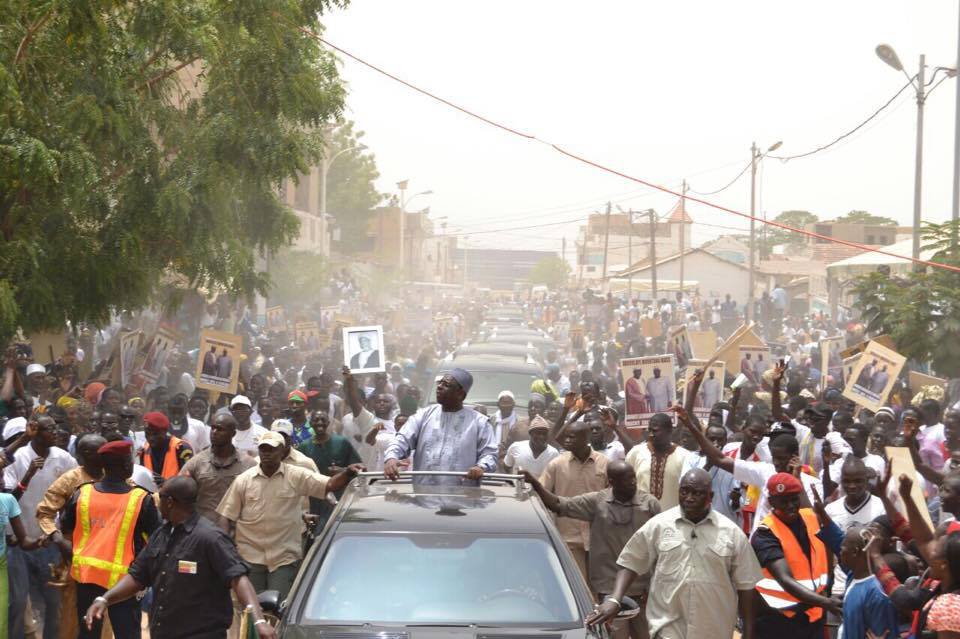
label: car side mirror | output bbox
[258,590,281,613]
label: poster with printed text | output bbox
[682,359,726,422]
[132,324,181,388]
[119,331,143,388]
[295,321,322,354]
[265,306,286,333]
[196,329,242,395]
[620,354,676,430]
[669,325,693,370]
[843,341,906,412]
[819,336,845,392]
[737,345,771,387]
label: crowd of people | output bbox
[0,276,959,639]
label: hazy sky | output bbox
[323,1,960,256]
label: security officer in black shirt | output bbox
[84,476,276,639]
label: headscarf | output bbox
[84,382,106,406]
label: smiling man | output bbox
[383,367,497,485]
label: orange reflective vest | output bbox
[754,508,830,622]
[142,436,183,480]
[71,484,148,589]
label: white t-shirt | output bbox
[232,423,269,460]
[732,458,819,533]
[503,441,560,479]
[827,453,886,486]
[602,439,625,462]
[825,494,886,595]
[131,464,159,493]
[171,417,210,454]
[3,445,78,537]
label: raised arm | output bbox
[726,386,742,433]
[602,407,636,453]
[551,392,581,445]
[770,360,786,422]
[0,347,17,402]
[684,368,704,429]
[672,406,735,474]
[896,473,936,563]
[341,366,363,418]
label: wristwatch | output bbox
[603,596,621,608]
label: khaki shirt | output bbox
[181,450,257,523]
[216,463,330,571]
[35,467,99,535]
[557,488,661,595]
[617,506,762,639]
[540,450,608,549]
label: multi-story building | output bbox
[576,203,692,281]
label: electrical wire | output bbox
[687,162,752,196]
[299,27,960,274]
[768,78,916,162]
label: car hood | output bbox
[279,624,595,639]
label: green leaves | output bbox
[0,0,347,342]
[528,256,571,288]
[852,220,960,377]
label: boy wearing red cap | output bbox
[138,411,193,484]
[751,472,840,639]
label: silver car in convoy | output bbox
[260,473,631,638]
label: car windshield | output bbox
[430,371,539,406]
[301,533,580,626]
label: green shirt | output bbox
[296,435,361,478]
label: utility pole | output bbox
[748,142,758,322]
[601,202,612,287]
[912,54,926,270]
[679,180,687,294]
[647,208,658,303]
[627,210,634,301]
[954,6,960,248]
[562,237,566,263]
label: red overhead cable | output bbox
[300,26,960,274]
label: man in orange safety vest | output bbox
[60,439,162,639]
[138,411,194,485]
[751,472,840,639]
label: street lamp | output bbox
[748,140,782,322]
[876,43,926,269]
[396,182,433,276]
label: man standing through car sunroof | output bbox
[383,367,498,486]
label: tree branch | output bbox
[14,9,56,66]
[139,56,200,91]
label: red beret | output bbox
[143,411,170,431]
[97,440,133,458]
[767,472,803,497]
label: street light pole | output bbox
[748,142,758,322]
[876,45,926,269]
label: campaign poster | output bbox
[552,321,570,346]
[840,334,896,360]
[843,340,907,412]
[343,325,385,374]
[819,336,845,391]
[640,317,662,339]
[119,331,143,388]
[683,359,726,421]
[27,331,68,365]
[134,324,180,386]
[737,345,771,387]
[843,354,861,388]
[619,355,677,430]
[196,329,242,395]
[265,306,286,333]
[688,330,718,359]
[570,324,585,350]
[669,325,693,370]
[319,306,338,330]
[295,321,322,353]
[909,370,947,393]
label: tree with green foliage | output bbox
[528,256,571,288]
[760,210,819,256]
[0,0,347,342]
[324,120,384,251]
[853,221,960,377]
[832,210,898,226]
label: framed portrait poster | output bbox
[343,325,385,374]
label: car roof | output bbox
[435,356,543,375]
[454,343,539,358]
[335,481,548,535]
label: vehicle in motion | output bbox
[449,342,541,365]
[260,472,618,637]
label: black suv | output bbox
[261,472,615,638]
